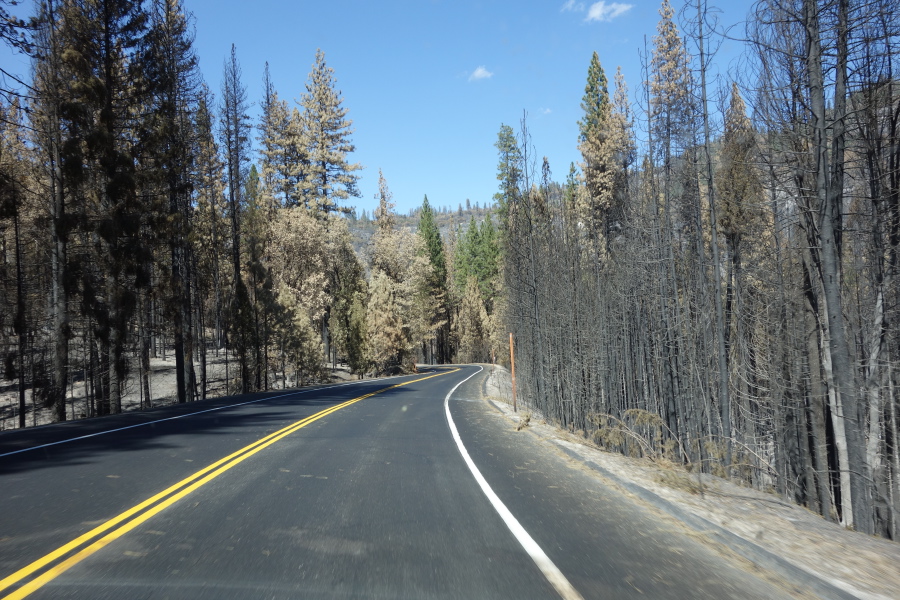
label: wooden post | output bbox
[509,332,517,412]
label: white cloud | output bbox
[468,66,493,82]
[560,0,585,12]
[540,107,552,115]
[585,1,632,22]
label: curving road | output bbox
[0,366,798,599]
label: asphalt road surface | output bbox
[0,366,800,599]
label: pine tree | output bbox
[476,215,500,310]
[457,217,478,298]
[577,51,616,245]
[417,195,449,363]
[56,0,151,415]
[493,124,522,230]
[258,63,286,201]
[368,171,433,369]
[345,290,368,375]
[609,66,636,230]
[456,276,489,364]
[243,164,277,389]
[365,269,403,373]
[454,215,499,308]
[258,65,307,208]
[371,169,401,280]
[142,0,200,403]
[717,83,760,257]
[418,196,446,288]
[646,0,695,449]
[192,87,226,398]
[284,108,311,207]
[301,49,361,215]
[650,0,694,168]
[578,51,609,145]
[328,218,367,373]
[30,0,70,421]
[267,204,329,378]
[220,44,253,393]
[715,82,762,432]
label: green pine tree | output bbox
[454,215,499,307]
[578,51,609,144]
[301,49,361,215]
[417,195,450,362]
[418,196,447,290]
[456,276,489,364]
[493,124,521,228]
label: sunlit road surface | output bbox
[0,366,797,599]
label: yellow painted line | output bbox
[0,369,458,600]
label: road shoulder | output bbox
[476,365,900,600]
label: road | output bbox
[0,365,799,599]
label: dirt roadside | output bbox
[477,364,900,600]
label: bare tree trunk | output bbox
[38,0,69,423]
[887,349,900,539]
[864,277,887,485]
[803,260,835,522]
[803,0,869,532]
[14,209,27,428]
[696,0,731,471]
[198,291,207,401]
[141,289,151,407]
[172,240,187,403]
[221,45,250,394]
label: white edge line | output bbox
[444,366,584,600]
[0,371,426,459]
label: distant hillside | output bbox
[346,204,497,260]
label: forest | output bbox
[499,0,900,540]
[1,0,898,542]
[0,0,501,431]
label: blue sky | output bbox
[1,0,757,215]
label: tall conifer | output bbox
[493,124,521,229]
[578,51,616,244]
[301,49,361,215]
[417,195,449,363]
[57,0,150,415]
[142,0,200,403]
[220,44,253,392]
[31,0,70,421]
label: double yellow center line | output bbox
[0,369,457,599]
